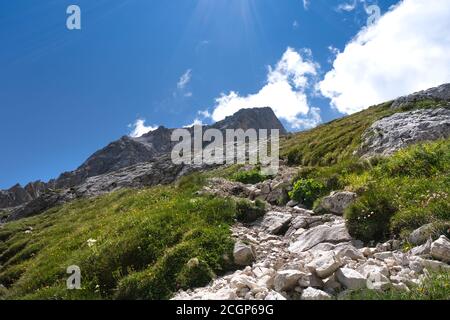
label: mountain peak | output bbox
[0,107,287,211]
[212,107,287,134]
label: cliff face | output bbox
[52,107,286,189]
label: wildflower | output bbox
[87,238,97,247]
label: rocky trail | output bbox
[173,170,450,300]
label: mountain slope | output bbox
[0,107,287,216]
[0,84,449,300]
[281,84,450,166]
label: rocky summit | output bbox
[0,107,286,221]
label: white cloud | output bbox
[303,0,310,10]
[293,20,299,29]
[319,0,450,114]
[198,110,211,119]
[290,107,322,130]
[211,47,320,130]
[183,118,203,128]
[177,69,192,90]
[336,0,358,12]
[129,119,158,138]
[327,45,340,64]
[183,110,212,128]
[335,0,372,13]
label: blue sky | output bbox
[2,0,450,189]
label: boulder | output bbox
[257,275,275,289]
[273,270,304,292]
[366,272,391,291]
[314,191,357,215]
[336,268,366,290]
[286,200,299,207]
[373,252,394,260]
[323,274,342,293]
[408,260,424,273]
[298,272,324,288]
[204,288,238,300]
[334,244,365,261]
[265,290,287,300]
[230,274,259,291]
[289,223,352,253]
[359,247,374,258]
[420,258,450,272]
[252,266,271,278]
[410,238,432,256]
[430,235,450,263]
[358,108,450,158]
[357,263,390,278]
[408,223,436,246]
[286,216,325,237]
[392,282,410,292]
[307,251,342,278]
[233,242,256,266]
[259,182,290,206]
[260,212,292,235]
[301,287,332,300]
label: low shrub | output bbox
[345,185,397,242]
[377,140,449,178]
[232,168,271,184]
[175,258,215,290]
[289,178,326,208]
[235,199,266,223]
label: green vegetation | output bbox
[291,138,450,242]
[0,209,9,221]
[345,271,450,300]
[0,173,238,300]
[232,167,272,184]
[281,99,449,167]
[289,178,326,208]
[235,199,266,223]
[398,98,449,112]
[1,98,449,301]
[345,139,450,242]
[281,102,395,166]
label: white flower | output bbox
[87,238,97,247]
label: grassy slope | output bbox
[281,102,395,166]
[279,97,450,243]
[281,98,448,166]
[1,99,449,300]
[345,139,450,242]
[280,99,450,300]
[0,174,236,300]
